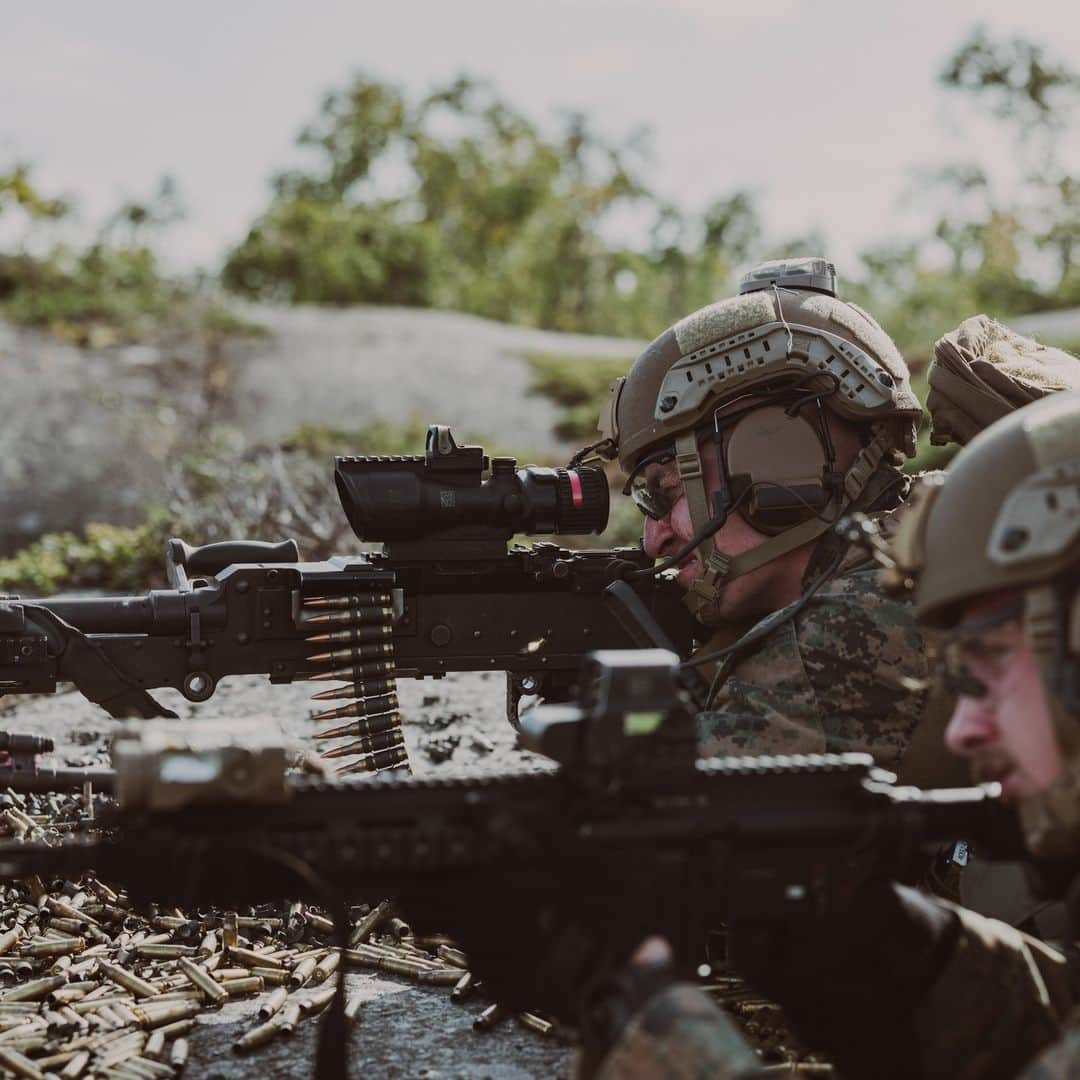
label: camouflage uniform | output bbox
[909,902,1072,1079]
[593,984,759,1080]
[697,550,929,771]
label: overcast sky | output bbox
[3,0,1078,279]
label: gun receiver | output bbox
[0,652,1021,1029]
[0,426,699,771]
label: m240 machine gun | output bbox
[0,425,699,773]
[0,651,1020,1079]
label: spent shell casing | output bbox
[143,1029,165,1060]
[277,1001,302,1035]
[287,956,318,989]
[387,916,411,940]
[302,659,396,682]
[233,1018,286,1054]
[228,946,282,970]
[314,710,403,742]
[307,642,394,665]
[319,728,404,760]
[299,985,336,1015]
[221,912,239,950]
[300,605,393,630]
[170,1036,189,1071]
[436,945,469,969]
[309,675,396,702]
[131,1001,201,1029]
[518,1011,555,1036]
[417,967,465,986]
[21,936,84,958]
[311,950,341,984]
[304,624,394,646]
[473,1003,507,1032]
[249,967,288,986]
[135,944,199,960]
[302,592,392,611]
[0,928,21,957]
[98,961,157,1000]
[1,975,67,1002]
[450,971,475,1002]
[311,693,399,725]
[258,986,289,1021]
[177,958,228,1006]
[344,993,363,1023]
[60,1049,90,1076]
[0,1046,45,1079]
[197,931,218,957]
[217,976,263,996]
[348,900,392,946]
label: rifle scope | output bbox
[335,425,609,546]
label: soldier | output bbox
[586,257,953,778]
[587,387,1080,1080]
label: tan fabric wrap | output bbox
[913,901,1071,1080]
[929,315,1080,447]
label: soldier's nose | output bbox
[945,698,998,755]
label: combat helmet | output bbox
[594,258,922,615]
[886,391,1080,855]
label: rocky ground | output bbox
[0,670,574,1079]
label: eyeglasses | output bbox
[932,600,1025,700]
[623,447,679,521]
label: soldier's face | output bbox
[944,596,1061,802]
[639,440,799,623]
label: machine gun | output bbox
[0,425,699,772]
[0,652,1020,1078]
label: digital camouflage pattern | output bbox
[910,902,1071,1080]
[697,559,929,770]
[593,984,759,1080]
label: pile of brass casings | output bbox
[0,786,558,1075]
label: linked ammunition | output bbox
[334,743,410,775]
[301,658,396,682]
[304,624,394,646]
[311,693,400,725]
[301,605,394,630]
[319,728,405,760]
[309,675,396,701]
[313,710,403,742]
[302,592,392,610]
[307,642,394,665]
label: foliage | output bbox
[0,169,264,345]
[223,75,750,338]
[524,353,629,442]
[0,515,173,596]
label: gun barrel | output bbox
[34,592,201,635]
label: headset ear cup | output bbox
[724,407,832,535]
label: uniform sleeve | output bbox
[590,984,759,1080]
[697,567,928,770]
[913,903,1071,1080]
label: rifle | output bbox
[0,425,700,772]
[0,651,1020,1078]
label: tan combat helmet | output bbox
[886,391,1080,855]
[594,258,922,615]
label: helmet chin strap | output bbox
[674,425,893,620]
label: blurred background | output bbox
[2,0,1079,592]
